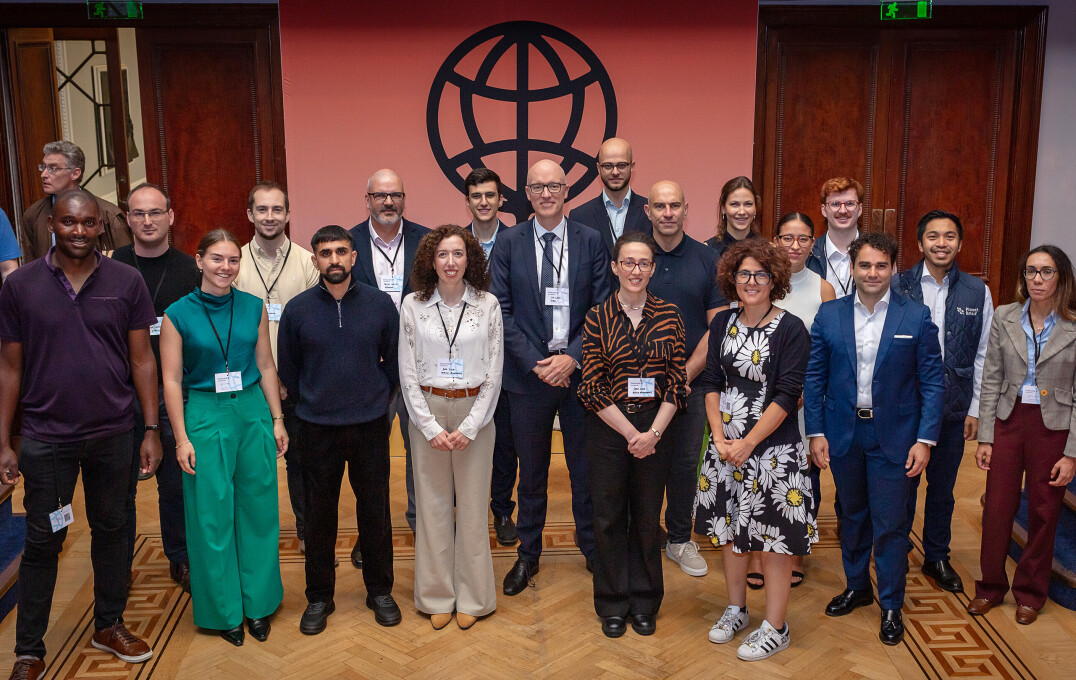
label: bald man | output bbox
[489,159,612,595]
[348,170,429,550]
[569,138,652,257]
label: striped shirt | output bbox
[579,290,688,413]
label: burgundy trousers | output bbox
[975,402,1068,610]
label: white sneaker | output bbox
[708,606,749,643]
[666,540,708,576]
[736,620,790,661]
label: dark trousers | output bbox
[663,385,705,544]
[127,386,186,569]
[16,430,134,659]
[281,394,305,539]
[906,417,965,561]
[301,416,394,603]
[489,389,517,518]
[829,418,911,610]
[587,409,670,617]
[509,371,594,563]
[389,390,416,533]
[975,403,1068,610]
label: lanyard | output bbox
[371,233,403,273]
[132,253,168,308]
[435,301,468,359]
[248,241,292,297]
[198,290,235,372]
[1033,326,1045,363]
[822,239,852,296]
[533,223,565,285]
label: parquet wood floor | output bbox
[1,426,1074,679]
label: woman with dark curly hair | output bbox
[693,239,815,661]
[399,224,503,630]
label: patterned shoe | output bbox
[736,620,790,661]
[708,606,749,643]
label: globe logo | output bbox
[427,21,617,223]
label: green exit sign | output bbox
[881,1,932,20]
[87,1,143,19]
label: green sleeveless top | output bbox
[165,287,264,391]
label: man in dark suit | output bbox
[804,232,944,646]
[348,169,429,553]
[489,159,612,595]
[568,138,651,257]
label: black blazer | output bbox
[568,191,652,257]
[349,218,430,298]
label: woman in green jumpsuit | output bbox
[160,229,288,646]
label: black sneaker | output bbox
[366,594,402,627]
[299,601,335,635]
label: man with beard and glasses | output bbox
[277,225,402,633]
[233,181,319,554]
[569,138,652,258]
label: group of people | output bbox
[0,137,1074,679]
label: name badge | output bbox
[628,377,656,398]
[150,316,163,336]
[1021,385,1040,404]
[545,287,570,306]
[266,303,282,321]
[214,371,243,393]
[380,275,403,292]
[437,358,465,379]
[49,504,74,533]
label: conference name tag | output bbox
[437,358,465,379]
[1021,385,1040,404]
[380,275,404,292]
[149,316,163,336]
[266,303,283,321]
[49,504,74,533]
[214,371,243,393]
[627,377,656,398]
[545,287,570,306]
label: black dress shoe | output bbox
[299,601,335,635]
[630,614,656,636]
[366,594,402,627]
[169,561,191,593]
[219,624,244,646]
[825,589,874,617]
[246,617,270,642]
[503,559,539,596]
[601,616,627,638]
[921,560,964,592]
[351,544,363,569]
[493,515,519,546]
[879,609,904,645]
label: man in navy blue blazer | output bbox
[348,169,429,558]
[567,138,651,258]
[489,159,612,595]
[804,232,944,646]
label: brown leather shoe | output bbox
[9,657,45,680]
[1015,605,1038,625]
[965,598,998,615]
[91,623,153,663]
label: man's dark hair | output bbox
[463,167,504,196]
[849,231,898,265]
[128,182,171,210]
[916,209,963,241]
[248,181,289,212]
[310,225,353,251]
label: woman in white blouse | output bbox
[399,224,504,631]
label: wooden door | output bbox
[136,26,286,255]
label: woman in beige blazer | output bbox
[967,245,1076,625]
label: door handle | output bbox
[884,208,897,238]
[872,209,883,232]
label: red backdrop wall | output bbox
[279,0,758,246]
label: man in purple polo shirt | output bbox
[0,191,161,680]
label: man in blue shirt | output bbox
[0,208,19,281]
[569,138,651,257]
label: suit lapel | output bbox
[401,220,419,295]
[873,296,906,376]
[567,220,582,295]
[523,219,543,312]
[839,297,858,374]
[353,220,375,287]
[1001,310,1029,367]
[628,193,648,234]
[600,207,615,254]
[1038,319,1076,364]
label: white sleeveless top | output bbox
[782,267,825,331]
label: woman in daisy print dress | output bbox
[693,239,815,662]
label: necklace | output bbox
[740,303,775,328]
[618,294,644,310]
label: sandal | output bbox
[746,572,765,590]
[791,570,805,588]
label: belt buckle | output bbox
[856,408,873,420]
[622,403,641,414]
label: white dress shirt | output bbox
[369,218,404,309]
[854,289,889,409]
[531,217,570,351]
[604,188,631,241]
[823,230,858,297]
[398,284,503,441]
[919,269,995,418]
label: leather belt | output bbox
[547,349,568,356]
[856,408,874,420]
[618,401,659,415]
[421,385,481,399]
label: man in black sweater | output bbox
[112,183,200,592]
[277,225,401,634]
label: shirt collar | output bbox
[468,220,501,245]
[44,245,102,273]
[425,283,476,308]
[369,218,403,247]
[825,230,859,261]
[249,237,291,261]
[603,188,632,211]
[854,288,891,314]
[1022,299,1059,329]
[534,217,567,241]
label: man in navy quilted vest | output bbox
[892,210,994,592]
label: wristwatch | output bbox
[651,428,661,438]
[144,424,161,432]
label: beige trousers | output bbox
[410,393,497,617]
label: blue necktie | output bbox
[541,232,556,342]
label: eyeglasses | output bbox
[735,270,773,285]
[598,162,631,172]
[776,234,813,247]
[826,200,860,211]
[130,209,169,221]
[526,182,566,195]
[1024,267,1057,281]
[38,164,71,175]
[367,192,405,203]
[617,259,654,272]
